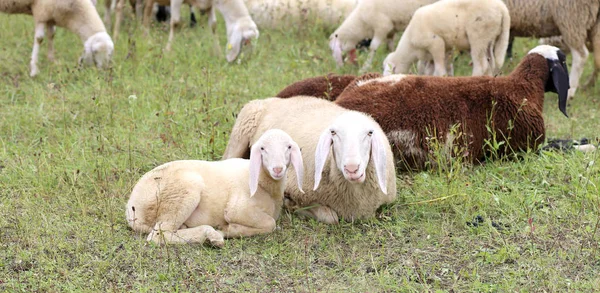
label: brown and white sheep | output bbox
[276,73,357,101]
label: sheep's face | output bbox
[528,45,570,117]
[329,34,357,66]
[249,129,304,196]
[314,112,389,194]
[80,32,114,69]
[226,19,259,63]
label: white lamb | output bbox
[223,97,397,224]
[329,0,439,71]
[126,129,304,247]
[1,0,114,77]
[382,0,510,77]
[143,0,258,62]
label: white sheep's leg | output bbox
[568,45,589,99]
[113,0,126,41]
[429,38,448,76]
[469,46,489,76]
[142,0,154,35]
[223,204,277,238]
[360,36,384,73]
[148,225,225,247]
[297,205,339,224]
[208,6,217,34]
[46,24,55,62]
[165,0,183,51]
[104,0,113,31]
[30,22,46,77]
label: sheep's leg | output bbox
[429,37,448,76]
[30,22,46,77]
[469,45,490,76]
[300,205,339,224]
[208,6,217,34]
[567,44,589,99]
[135,0,144,20]
[583,33,600,89]
[113,0,126,41]
[142,0,154,35]
[148,225,225,247]
[104,0,113,31]
[166,0,184,51]
[360,36,383,73]
[46,24,55,62]
[222,214,277,238]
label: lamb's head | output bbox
[528,45,569,117]
[314,112,389,194]
[80,32,114,69]
[226,18,259,62]
[328,33,358,67]
[249,129,304,196]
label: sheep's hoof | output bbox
[29,66,38,77]
[207,230,224,248]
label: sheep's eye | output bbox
[260,147,264,151]
[288,145,292,149]
[330,130,336,135]
[368,130,374,136]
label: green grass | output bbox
[1,7,600,292]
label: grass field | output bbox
[1,6,600,292]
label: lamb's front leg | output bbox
[46,24,55,62]
[166,0,184,51]
[284,197,339,224]
[148,225,225,247]
[223,209,277,238]
[30,22,46,77]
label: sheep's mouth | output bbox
[271,173,285,180]
[347,172,364,182]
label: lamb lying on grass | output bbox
[0,0,114,77]
[126,129,304,247]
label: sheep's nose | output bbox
[273,167,283,175]
[344,164,359,174]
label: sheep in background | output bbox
[329,0,438,71]
[223,97,396,224]
[143,0,258,62]
[102,0,143,41]
[504,0,600,99]
[1,0,114,77]
[382,0,510,77]
[126,129,304,247]
[245,0,357,29]
[333,45,569,170]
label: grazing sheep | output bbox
[245,0,358,29]
[1,0,114,77]
[504,0,600,99]
[126,129,304,247]
[329,0,438,71]
[382,0,510,77]
[276,73,357,101]
[143,0,258,62]
[333,45,569,170]
[223,97,396,224]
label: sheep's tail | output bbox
[493,6,511,71]
[222,99,266,159]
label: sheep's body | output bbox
[276,74,357,101]
[329,0,438,70]
[126,129,303,246]
[143,0,258,61]
[504,0,600,99]
[334,46,569,170]
[223,97,396,223]
[383,0,510,77]
[244,0,357,29]
[1,0,114,76]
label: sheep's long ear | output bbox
[226,26,243,62]
[248,144,262,197]
[370,130,388,194]
[549,59,570,117]
[313,129,333,191]
[290,142,304,193]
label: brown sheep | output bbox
[276,74,358,101]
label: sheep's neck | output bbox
[507,54,548,109]
[65,1,106,41]
[258,168,285,200]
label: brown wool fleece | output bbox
[276,73,361,101]
[335,54,551,170]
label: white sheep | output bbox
[329,0,439,71]
[126,129,304,247]
[244,0,357,29]
[223,97,397,224]
[142,0,258,62]
[382,0,510,77]
[1,0,114,77]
